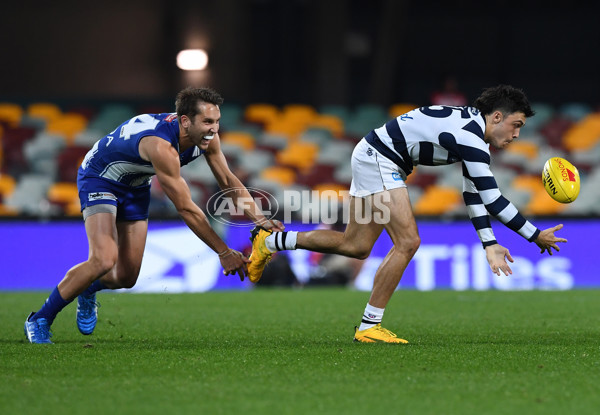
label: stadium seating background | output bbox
[1,99,599,220]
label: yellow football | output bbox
[542,157,580,203]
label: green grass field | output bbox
[2,289,599,415]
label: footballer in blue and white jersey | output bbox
[77,113,204,219]
[357,105,539,248]
[25,87,289,343]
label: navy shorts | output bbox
[78,176,151,221]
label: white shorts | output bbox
[349,138,407,197]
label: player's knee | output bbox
[89,252,117,275]
[398,234,420,257]
[410,235,421,255]
[356,248,373,260]
[346,244,372,260]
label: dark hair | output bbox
[473,85,535,118]
[175,86,224,119]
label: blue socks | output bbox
[32,280,106,326]
[32,287,70,326]
[82,280,106,297]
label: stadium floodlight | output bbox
[177,49,209,71]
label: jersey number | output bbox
[119,114,160,140]
[419,106,470,119]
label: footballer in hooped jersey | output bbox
[24,87,284,344]
[248,85,568,344]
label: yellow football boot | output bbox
[248,227,274,283]
[353,324,409,344]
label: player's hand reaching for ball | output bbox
[484,243,514,276]
[219,249,251,281]
[535,224,567,256]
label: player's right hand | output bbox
[219,249,251,281]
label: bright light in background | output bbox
[177,49,208,70]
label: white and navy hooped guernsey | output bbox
[364,105,540,247]
[79,113,203,188]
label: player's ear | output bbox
[181,115,191,129]
[492,110,503,124]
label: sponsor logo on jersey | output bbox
[88,192,117,202]
[164,113,177,122]
[366,148,373,156]
[392,172,402,181]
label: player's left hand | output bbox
[484,243,514,276]
[259,219,285,232]
[535,224,567,255]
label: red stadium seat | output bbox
[1,126,37,175]
[539,117,574,149]
[57,146,90,182]
[296,164,336,188]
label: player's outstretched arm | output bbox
[534,224,567,256]
[204,134,285,232]
[140,136,250,280]
[484,244,514,276]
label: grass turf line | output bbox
[2,289,599,415]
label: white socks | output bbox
[265,231,298,252]
[358,303,384,331]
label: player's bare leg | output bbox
[297,189,419,304]
[58,212,119,300]
[75,218,148,335]
[25,212,119,342]
[353,188,419,343]
[249,190,418,343]
[297,189,419,342]
[296,195,384,259]
[248,196,384,282]
[99,220,148,289]
[367,187,420,308]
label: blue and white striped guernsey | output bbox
[364,105,540,247]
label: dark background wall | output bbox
[1,0,598,108]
